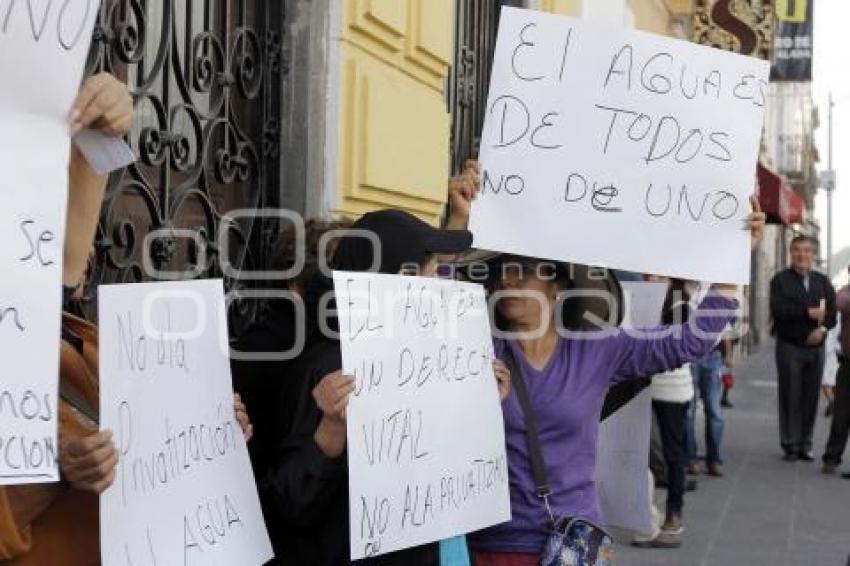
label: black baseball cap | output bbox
[332,209,472,274]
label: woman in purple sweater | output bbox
[446,162,765,566]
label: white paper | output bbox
[472,7,770,284]
[618,281,669,327]
[74,129,136,175]
[595,281,668,533]
[333,271,511,560]
[99,280,273,566]
[0,0,97,484]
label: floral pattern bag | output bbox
[540,517,614,566]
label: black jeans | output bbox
[775,339,825,454]
[652,400,688,517]
[824,357,850,465]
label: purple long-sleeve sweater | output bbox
[469,294,737,554]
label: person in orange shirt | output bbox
[0,71,133,564]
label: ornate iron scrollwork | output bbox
[77,1,286,336]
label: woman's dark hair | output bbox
[480,256,572,332]
[457,256,623,332]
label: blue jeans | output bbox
[686,350,725,465]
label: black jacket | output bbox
[232,302,299,481]
[266,335,438,566]
[230,302,300,564]
[769,268,837,347]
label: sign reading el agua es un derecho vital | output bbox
[99,280,273,566]
[472,7,770,284]
[334,271,511,560]
[0,0,98,484]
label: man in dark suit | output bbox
[770,235,837,461]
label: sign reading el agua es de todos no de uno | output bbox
[333,271,511,560]
[0,0,98,484]
[471,7,770,284]
[99,280,273,566]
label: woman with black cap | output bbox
[446,163,765,566]
[266,208,511,566]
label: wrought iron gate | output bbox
[78,0,287,336]
[448,0,522,174]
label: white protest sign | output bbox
[595,281,668,534]
[595,386,653,534]
[0,0,98,484]
[472,7,770,284]
[333,271,510,559]
[99,280,273,566]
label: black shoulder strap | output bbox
[502,343,555,524]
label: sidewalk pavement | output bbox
[615,340,850,566]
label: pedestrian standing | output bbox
[686,311,736,477]
[685,336,731,477]
[822,269,850,476]
[770,236,837,462]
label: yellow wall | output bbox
[334,0,454,225]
